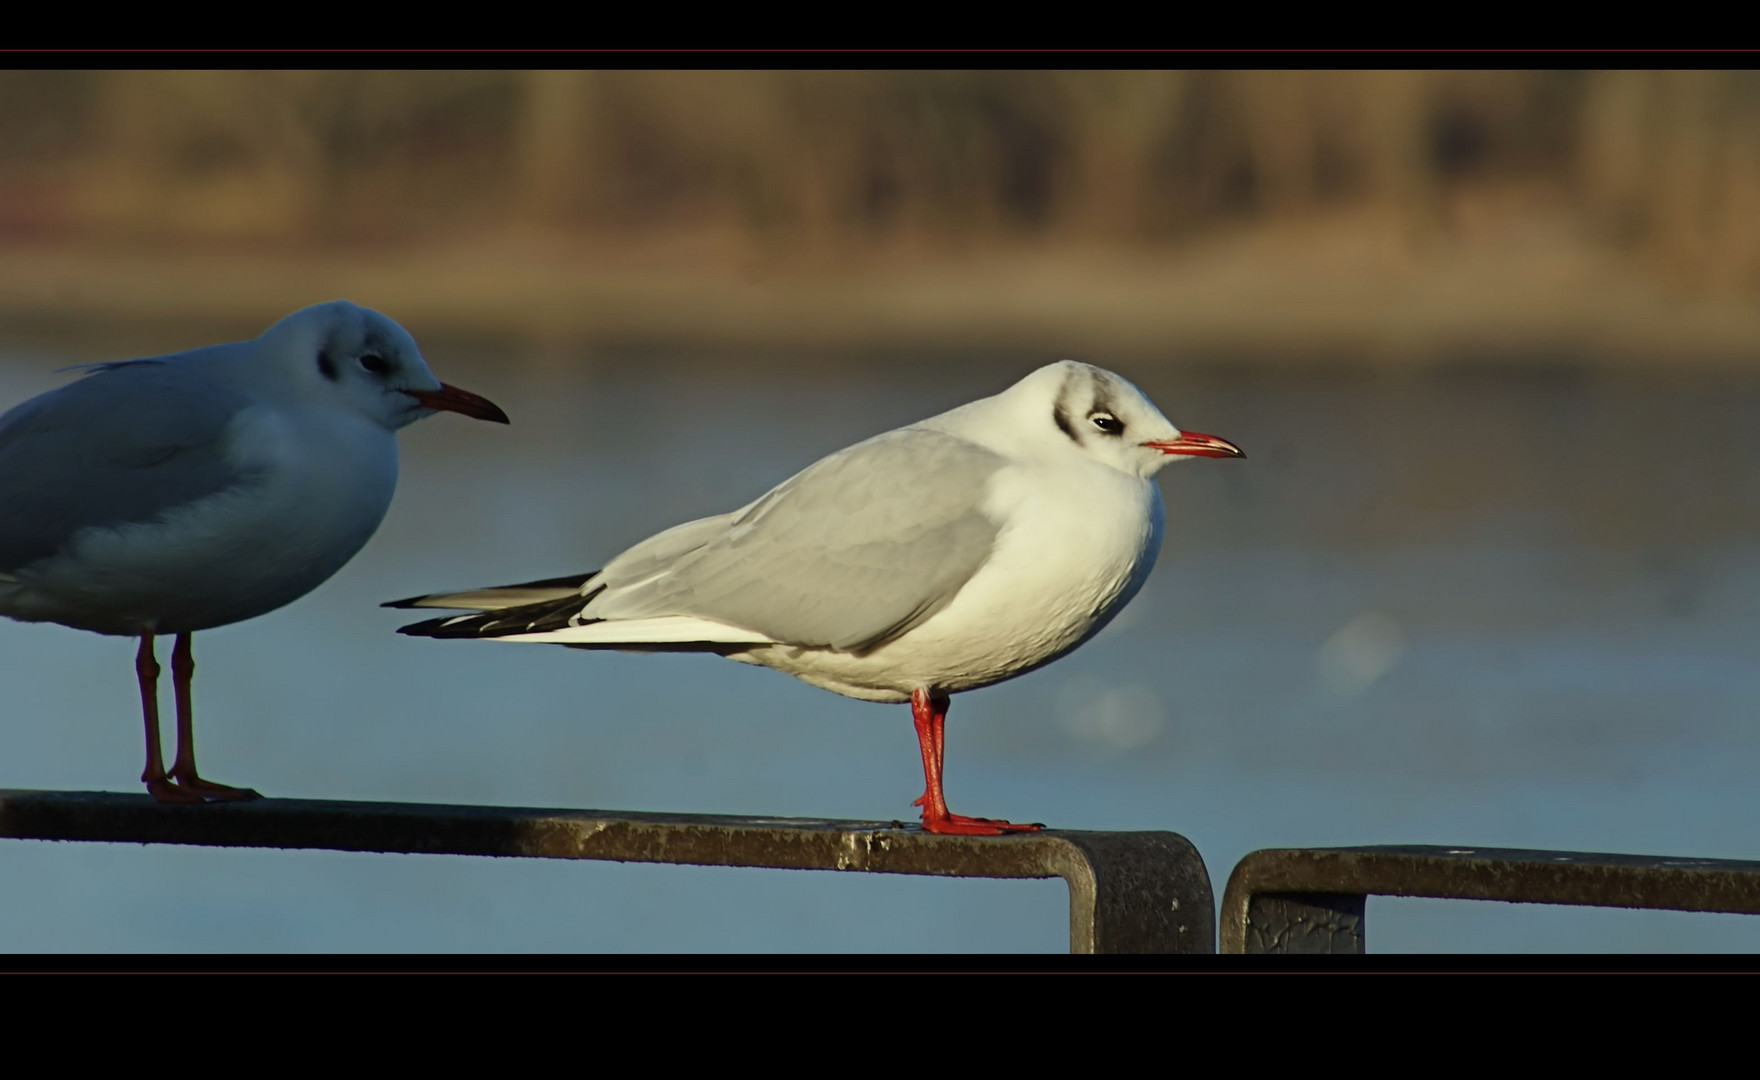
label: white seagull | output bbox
[0,301,508,803]
[392,360,1240,834]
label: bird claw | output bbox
[145,778,210,804]
[145,774,262,803]
[173,777,262,802]
[919,812,1045,836]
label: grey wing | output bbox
[589,427,1005,651]
[0,361,253,571]
[596,511,743,588]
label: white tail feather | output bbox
[498,616,772,646]
[405,585,584,611]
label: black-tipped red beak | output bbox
[405,382,510,424]
[1143,431,1245,458]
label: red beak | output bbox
[404,382,510,424]
[1142,431,1245,458]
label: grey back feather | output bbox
[588,427,1004,652]
[0,361,253,571]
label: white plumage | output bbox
[0,300,508,802]
[396,359,1241,834]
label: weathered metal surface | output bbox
[1053,831,1215,953]
[1237,891,1365,955]
[0,790,1213,954]
[1221,845,1760,953]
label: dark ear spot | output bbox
[317,349,339,381]
[1053,404,1078,442]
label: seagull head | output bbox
[1013,360,1244,478]
[258,300,508,431]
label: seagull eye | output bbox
[359,354,391,376]
[1090,413,1123,435]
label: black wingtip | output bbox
[395,613,458,637]
[383,594,432,610]
[396,590,599,640]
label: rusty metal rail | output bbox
[0,790,1213,954]
[1221,845,1760,953]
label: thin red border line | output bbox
[8,47,1759,52]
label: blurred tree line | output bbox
[1,70,1757,285]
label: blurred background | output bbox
[3,69,1760,953]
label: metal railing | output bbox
[14,789,1759,953]
[0,790,1214,954]
[1220,845,1760,953]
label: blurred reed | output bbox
[0,70,1756,288]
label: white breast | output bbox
[734,457,1164,702]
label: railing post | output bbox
[1054,832,1214,953]
[1232,892,1366,954]
[1222,845,1760,953]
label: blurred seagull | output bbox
[392,361,1238,834]
[0,301,508,803]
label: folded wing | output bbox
[396,427,1006,654]
[0,362,254,573]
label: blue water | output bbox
[3,334,1759,953]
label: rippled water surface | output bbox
[3,328,1759,952]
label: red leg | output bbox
[909,688,1042,835]
[909,692,948,807]
[166,633,260,801]
[910,689,941,811]
[137,634,201,804]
